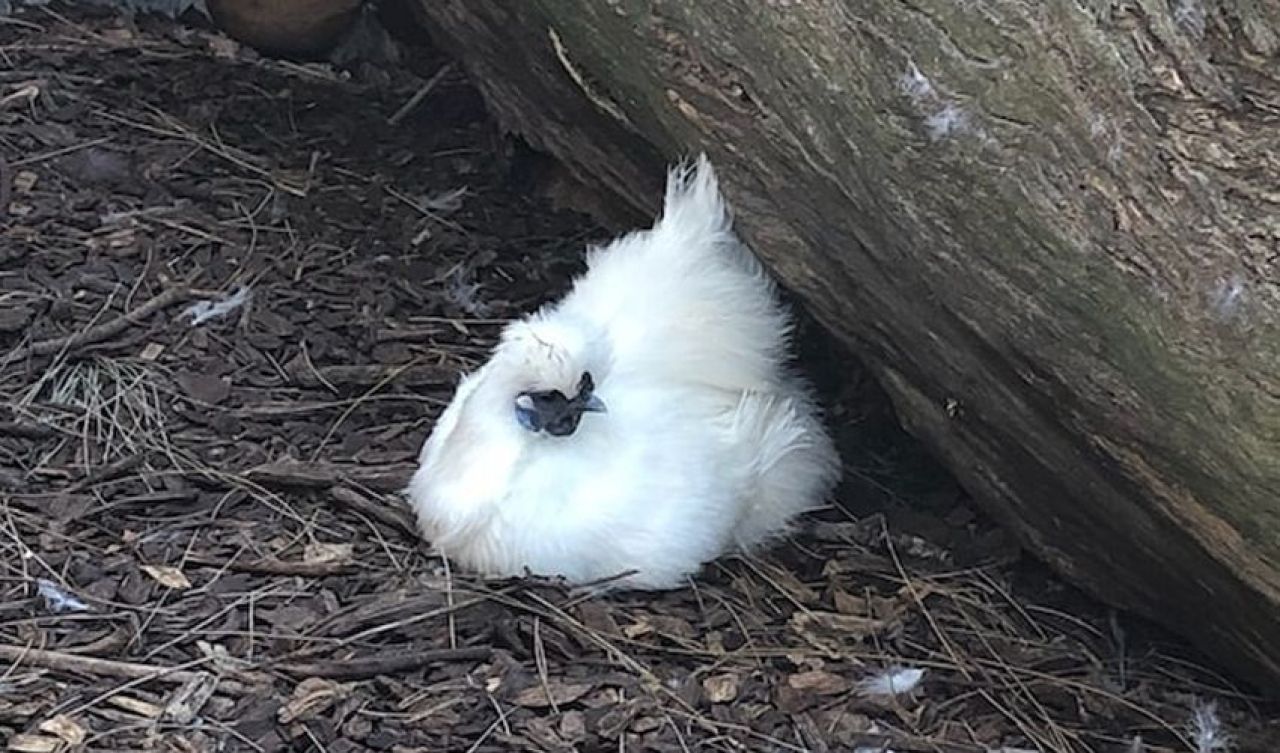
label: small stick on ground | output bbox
[274,646,491,680]
[331,485,419,541]
[65,452,146,492]
[0,420,57,439]
[0,644,259,694]
[183,554,357,578]
[245,460,415,493]
[288,363,457,390]
[0,152,10,221]
[388,63,453,126]
[7,286,195,362]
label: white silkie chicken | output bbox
[405,155,840,590]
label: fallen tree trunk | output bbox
[411,0,1280,690]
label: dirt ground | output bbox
[0,4,1276,752]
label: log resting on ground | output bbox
[411,0,1280,690]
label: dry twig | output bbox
[7,287,194,362]
[274,646,491,680]
[0,644,259,694]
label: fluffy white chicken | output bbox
[405,155,840,590]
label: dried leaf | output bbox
[559,710,587,741]
[107,695,163,718]
[596,699,643,738]
[702,673,740,703]
[13,170,38,193]
[279,677,352,724]
[649,614,695,640]
[831,590,904,620]
[831,589,865,615]
[101,27,135,43]
[788,670,851,696]
[7,734,61,753]
[520,715,565,749]
[85,226,138,254]
[575,601,622,637]
[790,610,898,642]
[622,618,652,639]
[138,342,165,361]
[38,714,86,744]
[163,672,219,723]
[195,640,250,675]
[511,681,593,708]
[176,371,230,405]
[207,34,240,59]
[579,687,622,710]
[762,566,820,604]
[303,542,354,565]
[141,564,192,590]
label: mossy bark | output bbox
[412,0,1280,690]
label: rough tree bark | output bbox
[411,0,1280,690]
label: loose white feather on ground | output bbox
[404,154,841,589]
[856,667,927,699]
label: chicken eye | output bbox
[514,393,543,432]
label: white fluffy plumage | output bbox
[404,155,840,590]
